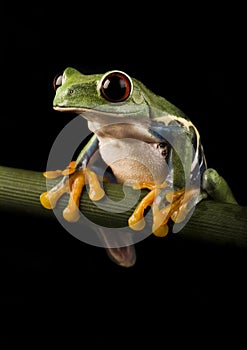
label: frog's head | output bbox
[53,67,163,126]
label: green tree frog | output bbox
[40,68,237,267]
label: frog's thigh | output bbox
[202,168,237,204]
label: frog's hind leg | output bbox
[202,168,238,204]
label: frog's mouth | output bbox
[54,106,88,113]
[53,106,149,124]
[53,106,161,143]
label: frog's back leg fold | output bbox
[202,168,238,204]
[95,227,136,268]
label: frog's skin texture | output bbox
[40,68,237,267]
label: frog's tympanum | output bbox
[40,68,237,267]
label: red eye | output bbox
[53,73,63,91]
[100,71,132,102]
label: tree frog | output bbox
[40,68,237,267]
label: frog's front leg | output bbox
[40,134,105,221]
[202,168,238,204]
[128,182,198,237]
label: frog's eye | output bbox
[100,71,132,102]
[53,74,63,91]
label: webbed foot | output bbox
[128,182,200,237]
[40,162,105,222]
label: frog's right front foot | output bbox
[40,162,105,222]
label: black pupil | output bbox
[102,75,128,101]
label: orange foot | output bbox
[40,162,105,222]
[128,181,198,237]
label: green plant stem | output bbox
[0,165,247,249]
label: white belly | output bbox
[98,137,168,184]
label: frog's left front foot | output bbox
[40,162,105,222]
[128,182,199,237]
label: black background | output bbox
[1,5,246,347]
